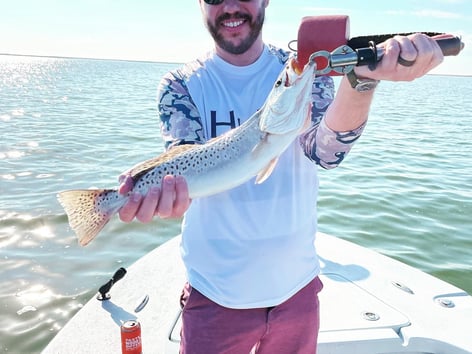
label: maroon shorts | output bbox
[179,277,323,354]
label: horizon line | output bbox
[1,52,470,78]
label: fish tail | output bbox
[57,188,120,246]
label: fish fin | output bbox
[251,133,269,157]
[57,189,118,246]
[255,157,279,184]
[126,144,198,179]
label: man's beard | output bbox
[206,9,265,55]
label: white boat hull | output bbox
[42,233,472,354]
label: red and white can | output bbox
[121,319,142,354]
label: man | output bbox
[118,0,444,352]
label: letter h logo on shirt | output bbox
[210,110,240,138]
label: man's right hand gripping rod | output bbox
[292,15,465,75]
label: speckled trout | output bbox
[58,56,316,246]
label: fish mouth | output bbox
[284,57,316,88]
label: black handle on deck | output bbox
[96,267,127,301]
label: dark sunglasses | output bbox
[204,0,251,4]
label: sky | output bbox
[0,0,471,75]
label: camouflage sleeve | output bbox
[157,70,206,150]
[299,76,366,169]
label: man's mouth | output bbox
[222,19,245,29]
[217,13,251,31]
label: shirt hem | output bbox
[188,268,321,310]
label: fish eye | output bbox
[275,78,283,87]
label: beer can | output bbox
[121,319,142,354]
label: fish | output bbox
[57,55,317,246]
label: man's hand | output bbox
[117,174,191,223]
[355,33,447,81]
[325,33,451,132]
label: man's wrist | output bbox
[346,70,380,92]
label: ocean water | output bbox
[0,54,471,353]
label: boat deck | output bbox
[42,233,472,354]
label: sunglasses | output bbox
[204,0,251,4]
